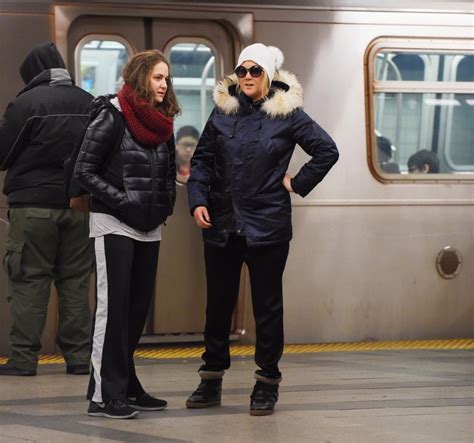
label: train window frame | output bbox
[365,37,474,184]
[74,34,135,96]
[164,36,222,127]
[164,37,220,186]
[164,36,223,76]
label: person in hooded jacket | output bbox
[74,50,179,419]
[0,41,94,377]
[186,43,339,416]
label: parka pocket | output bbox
[208,191,232,211]
[3,238,25,301]
[261,137,282,166]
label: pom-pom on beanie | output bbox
[236,43,284,83]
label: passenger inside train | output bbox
[376,133,400,174]
[407,149,440,174]
[175,125,199,184]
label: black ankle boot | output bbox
[186,377,222,409]
[250,380,279,416]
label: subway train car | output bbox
[0,0,472,356]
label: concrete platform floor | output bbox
[0,349,473,443]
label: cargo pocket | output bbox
[24,208,51,219]
[3,238,24,302]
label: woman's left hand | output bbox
[283,173,293,193]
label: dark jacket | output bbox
[188,70,339,247]
[0,42,93,207]
[74,95,176,233]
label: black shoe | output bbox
[66,364,90,375]
[128,393,167,411]
[87,400,139,419]
[186,378,222,409]
[250,381,279,416]
[0,362,36,376]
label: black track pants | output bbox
[87,234,159,403]
[202,235,289,378]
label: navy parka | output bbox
[188,70,339,247]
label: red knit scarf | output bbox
[117,83,173,147]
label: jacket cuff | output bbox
[290,177,304,197]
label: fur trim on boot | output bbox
[198,369,225,380]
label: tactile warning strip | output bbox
[0,338,472,365]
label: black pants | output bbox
[87,235,159,403]
[202,235,289,379]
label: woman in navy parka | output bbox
[186,43,339,416]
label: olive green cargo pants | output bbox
[3,208,93,371]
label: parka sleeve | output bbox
[290,109,339,197]
[187,109,218,215]
[0,99,32,170]
[74,108,126,209]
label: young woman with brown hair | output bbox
[75,50,180,419]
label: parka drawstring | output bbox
[254,120,262,142]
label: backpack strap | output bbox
[102,103,125,170]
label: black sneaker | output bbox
[66,364,90,375]
[0,361,36,376]
[250,381,279,416]
[87,400,139,419]
[128,393,167,411]
[186,378,222,409]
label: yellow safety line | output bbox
[0,338,472,366]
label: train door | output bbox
[67,14,245,340]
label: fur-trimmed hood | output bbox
[213,69,303,118]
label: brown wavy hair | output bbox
[122,50,181,117]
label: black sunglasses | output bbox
[234,65,264,78]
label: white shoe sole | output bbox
[131,404,167,411]
[87,410,139,419]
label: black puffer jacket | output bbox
[0,42,93,207]
[74,96,176,233]
[188,70,339,247]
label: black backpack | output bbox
[64,97,125,200]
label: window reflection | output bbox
[168,42,217,184]
[78,39,129,96]
[373,51,474,175]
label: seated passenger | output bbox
[407,149,440,173]
[376,134,400,174]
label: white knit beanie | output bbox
[236,43,284,83]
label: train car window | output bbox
[166,41,216,185]
[75,37,131,96]
[367,39,474,181]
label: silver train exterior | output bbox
[0,0,472,355]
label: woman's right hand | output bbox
[193,206,212,229]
